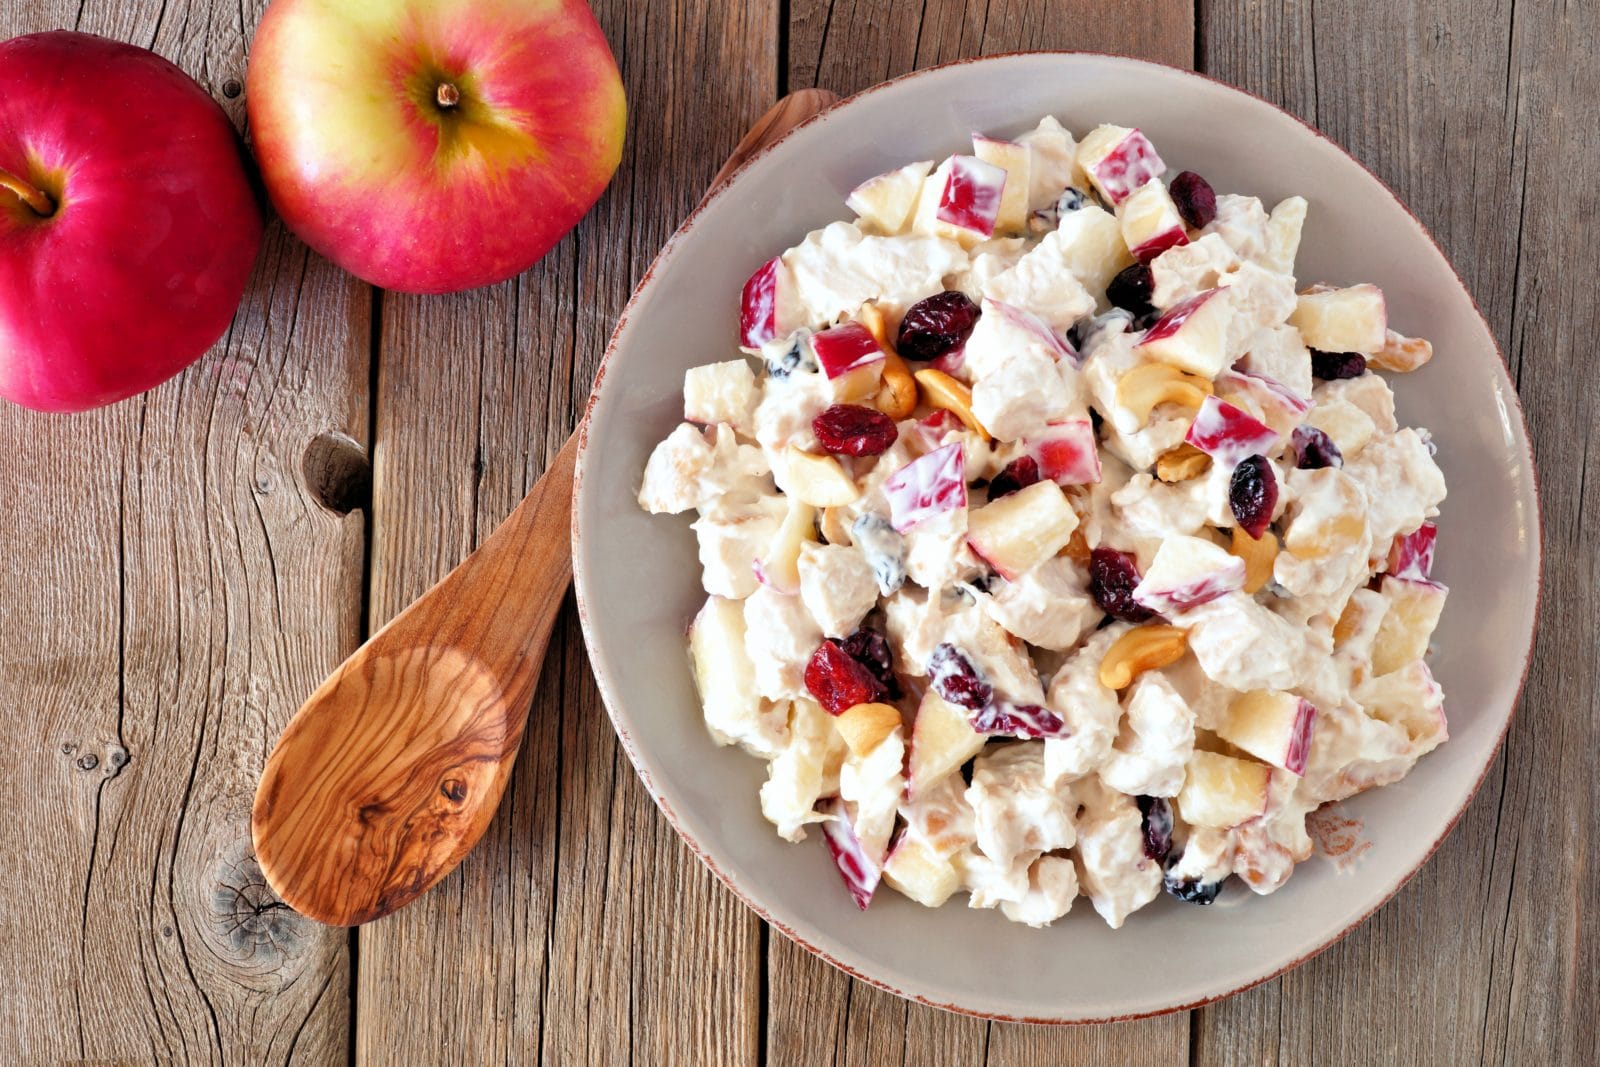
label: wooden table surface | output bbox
[3,1,1594,1063]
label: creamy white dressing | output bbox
[638,114,1450,927]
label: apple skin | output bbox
[0,32,263,413]
[247,0,626,294]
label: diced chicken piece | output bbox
[1073,775,1163,928]
[1043,624,1128,783]
[982,556,1101,652]
[1098,671,1196,797]
[796,542,878,639]
[743,584,823,702]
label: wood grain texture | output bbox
[769,4,1195,1064]
[253,434,575,928]
[1196,2,1599,1064]
[0,1,363,1062]
[354,1,778,1063]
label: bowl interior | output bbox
[573,53,1540,1021]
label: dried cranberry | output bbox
[812,404,898,457]
[1089,547,1158,623]
[987,456,1040,501]
[1169,171,1217,229]
[896,291,981,361]
[1291,425,1343,470]
[927,643,993,711]
[1229,455,1278,539]
[805,640,882,715]
[840,628,900,701]
[1310,350,1368,380]
[1106,263,1156,317]
[1163,870,1223,905]
[972,702,1068,739]
[1137,796,1173,861]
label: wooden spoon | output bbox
[252,87,838,927]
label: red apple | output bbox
[883,442,966,532]
[0,32,263,413]
[247,0,626,294]
[1184,394,1279,466]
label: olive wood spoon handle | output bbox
[252,88,837,927]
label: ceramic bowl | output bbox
[572,53,1541,1022]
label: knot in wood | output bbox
[302,431,371,515]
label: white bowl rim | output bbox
[571,50,1544,1024]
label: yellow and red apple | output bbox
[247,0,626,294]
[0,31,263,412]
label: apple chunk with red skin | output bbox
[1077,125,1166,206]
[740,256,806,350]
[1387,522,1437,580]
[1213,691,1318,776]
[918,155,1007,241]
[1136,286,1235,378]
[810,321,886,402]
[1024,419,1101,485]
[0,31,264,412]
[817,796,882,910]
[1185,394,1280,466]
[1178,750,1274,829]
[1118,178,1188,263]
[966,480,1078,580]
[1132,534,1246,614]
[883,442,966,532]
[248,0,626,294]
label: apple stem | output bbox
[0,166,52,216]
[435,82,461,110]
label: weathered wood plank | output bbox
[1196,1,1598,1064]
[770,5,1196,1063]
[0,2,363,1062]
[353,1,777,1063]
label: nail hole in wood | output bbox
[222,79,242,98]
[302,431,371,516]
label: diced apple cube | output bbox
[1303,397,1375,458]
[936,154,1008,238]
[684,359,759,429]
[882,835,962,907]
[810,321,885,402]
[1024,419,1101,485]
[739,256,804,350]
[908,690,987,796]
[817,796,883,910]
[1119,179,1189,263]
[1290,283,1388,355]
[755,496,817,594]
[1132,534,1246,614]
[1076,125,1166,205]
[1387,522,1438,580]
[966,480,1078,580]
[972,134,1032,233]
[1052,205,1134,298]
[1371,576,1447,676]
[1184,394,1279,465]
[1355,659,1447,752]
[883,442,967,532]
[846,159,934,234]
[1214,369,1309,441]
[1136,287,1235,378]
[1177,750,1274,829]
[781,446,859,508]
[690,596,788,758]
[1213,690,1318,776]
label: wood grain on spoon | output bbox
[252,88,837,927]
